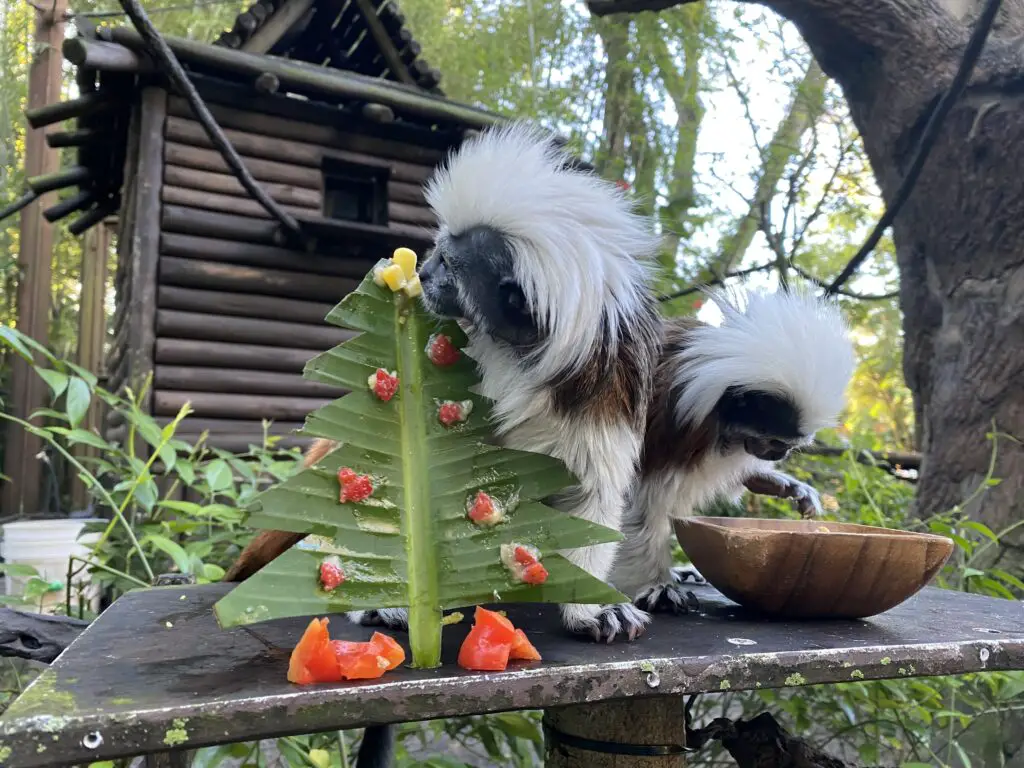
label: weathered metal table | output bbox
[2,582,1023,767]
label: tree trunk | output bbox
[591,0,1024,561]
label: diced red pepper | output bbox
[368,368,399,402]
[288,617,343,684]
[319,556,345,591]
[514,546,537,566]
[288,618,405,684]
[509,629,541,661]
[456,606,541,671]
[522,562,549,585]
[426,334,460,366]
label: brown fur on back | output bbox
[550,309,661,429]
[640,316,718,476]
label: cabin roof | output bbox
[211,0,445,94]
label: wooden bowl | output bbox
[673,517,954,619]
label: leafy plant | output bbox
[213,259,626,667]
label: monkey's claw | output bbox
[347,608,409,630]
[790,480,822,518]
[634,582,701,615]
[670,565,706,585]
[563,603,651,643]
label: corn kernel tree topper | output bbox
[213,248,627,668]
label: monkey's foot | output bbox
[671,565,706,585]
[561,602,650,643]
[634,582,701,615]
[347,608,409,630]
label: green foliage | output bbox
[214,263,625,667]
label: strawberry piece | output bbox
[426,334,460,366]
[368,368,399,402]
[338,467,374,503]
[438,399,473,427]
[319,557,345,591]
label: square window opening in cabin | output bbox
[322,157,390,226]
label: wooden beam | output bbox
[126,87,167,416]
[3,0,68,518]
[70,222,111,511]
[241,0,316,54]
[351,0,416,86]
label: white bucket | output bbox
[1,518,104,615]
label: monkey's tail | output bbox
[355,724,395,768]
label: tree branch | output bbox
[116,0,305,243]
[823,0,1005,296]
[658,260,776,302]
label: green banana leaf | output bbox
[213,259,627,668]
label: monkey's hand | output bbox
[744,471,822,518]
[561,602,650,643]
[347,608,409,630]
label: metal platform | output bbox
[2,582,1023,767]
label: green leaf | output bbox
[143,534,192,575]
[214,262,626,668]
[35,366,70,399]
[0,326,34,361]
[0,563,41,578]
[48,427,110,450]
[65,376,92,428]
[205,459,233,492]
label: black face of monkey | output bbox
[419,225,543,350]
[715,387,805,461]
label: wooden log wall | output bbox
[105,91,452,453]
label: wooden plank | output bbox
[389,201,435,227]
[161,204,431,251]
[155,366,346,397]
[160,232,377,278]
[166,94,448,166]
[158,285,336,325]
[159,255,358,302]
[4,585,1024,767]
[153,390,329,421]
[162,181,433,227]
[128,87,168,416]
[154,338,319,373]
[166,162,424,207]
[165,142,320,189]
[162,184,317,219]
[164,164,322,208]
[162,165,432,223]
[156,309,355,349]
[241,0,315,54]
[162,204,280,244]
[165,117,434,183]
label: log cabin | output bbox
[16,0,513,456]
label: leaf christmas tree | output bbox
[213,249,627,668]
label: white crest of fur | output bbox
[673,287,855,435]
[424,122,661,380]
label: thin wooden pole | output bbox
[70,222,110,511]
[2,0,68,517]
[545,697,688,767]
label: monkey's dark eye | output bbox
[498,280,528,317]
